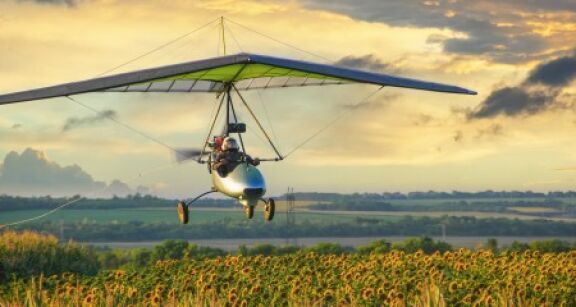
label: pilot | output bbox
[213,137,259,177]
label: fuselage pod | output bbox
[212,163,266,205]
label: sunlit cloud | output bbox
[1,0,575,195]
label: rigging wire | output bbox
[97,17,220,77]
[226,18,334,63]
[137,22,221,70]
[255,89,280,151]
[226,23,244,53]
[225,21,279,152]
[283,86,384,159]
[0,161,179,229]
[65,96,180,155]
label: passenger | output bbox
[213,137,259,177]
[212,136,225,152]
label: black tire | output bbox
[177,201,189,224]
[245,206,255,219]
[264,198,275,221]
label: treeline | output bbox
[0,194,235,211]
[291,190,576,201]
[15,216,576,241]
[309,199,568,213]
[2,230,575,284]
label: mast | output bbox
[220,16,227,56]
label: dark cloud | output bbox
[453,130,463,142]
[15,0,77,6]
[526,56,576,87]
[412,113,434,126]
[471,87,554,118]
[11,124,22,129]
[475,123,504,139]
[62,110,116,132]
[335,54,395,72]
[302,0,565,63]
[470,54,576,119]
[0,148,140,197]
[502,0,576,12]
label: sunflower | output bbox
[83,294,94,305]
[448,281,459,293]
[362,288,374,300]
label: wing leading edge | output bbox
[0,53,476,105]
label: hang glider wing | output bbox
[0,53,476,105]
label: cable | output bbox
[255,89,280,151]
[65,96,180,154]
[225,18,334,63]
[283,87,384,158]
[0,161,179,229]
[226,24,244,53]
[232,85,283,160]
[97,17,220,77]
[135,22,221,70]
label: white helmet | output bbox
[222,137,239,151]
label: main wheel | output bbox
[264,198,275,221]
[177,201,189,224]
[244,206,255,219]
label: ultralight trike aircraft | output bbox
[0,51,476,224]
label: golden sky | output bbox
[0,0,576,197]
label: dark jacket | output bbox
[213,149,258,176]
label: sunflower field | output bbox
[1,246,575,306]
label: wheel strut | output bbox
[177,190,216,224]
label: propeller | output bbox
[174,148,210,163]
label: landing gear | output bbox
[177,190,215,224]
[264,198,275,221]
[244,206,255,219]
[177,201,189,224]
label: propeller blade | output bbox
[174,148,210,163]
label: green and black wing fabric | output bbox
[0,53,476,105]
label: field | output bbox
[3,206,572,226]
[3,248,575,306]
[0,208,405,225]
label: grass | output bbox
[509,206,560,213]
[0,208,401,225]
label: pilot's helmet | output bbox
[222,137,239,151]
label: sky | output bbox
[0,0,576,198]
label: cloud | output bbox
[11,124,22,129]
[526,55,576,87]
[301,0,573,63]
[475,123,504,139]
[470,54,576,119]
[14,0,77,7]
[335,54,396,72]
[62,109,116,132]
[0,148,143,197]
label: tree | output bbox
[484,238,498,253]
[152,240,189,260]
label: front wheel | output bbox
[177,201,189,224]
[264,198,275,221]
[244,206,255,219]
